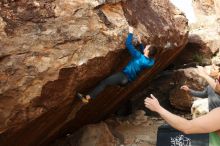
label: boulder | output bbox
[52,122,116,146]
[72,122,116,146]
[189,0,220,56]
[169,67,209,111]
[0,0,188,145]
[172,0,220,68]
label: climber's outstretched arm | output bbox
[125,26,142,58]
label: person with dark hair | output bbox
[77,26,157,103]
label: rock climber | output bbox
[77,26,157,103]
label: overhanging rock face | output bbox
[0,0,188,145]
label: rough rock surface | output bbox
[173,0,220,68]
[52,110,165,146]
[111,110,161,146]
[52,122,117,146]
[169,0,220,110]
[169,68,207,111]
[0,0,188,145]
[146,66,213,111]
[189,0,220,57]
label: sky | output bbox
[170,0,197,23]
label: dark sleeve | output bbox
[139,44,145,53]
[189,87,208,98]
[125,33,142,58]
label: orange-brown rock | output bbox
[0,0,188,145]
[169,68,208,111]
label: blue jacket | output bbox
[122,33,155,81]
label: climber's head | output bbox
[144,45,157,58]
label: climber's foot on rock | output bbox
[76,93,89,104]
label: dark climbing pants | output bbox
[89,72,129,99]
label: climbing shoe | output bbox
[76,93,89,104]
